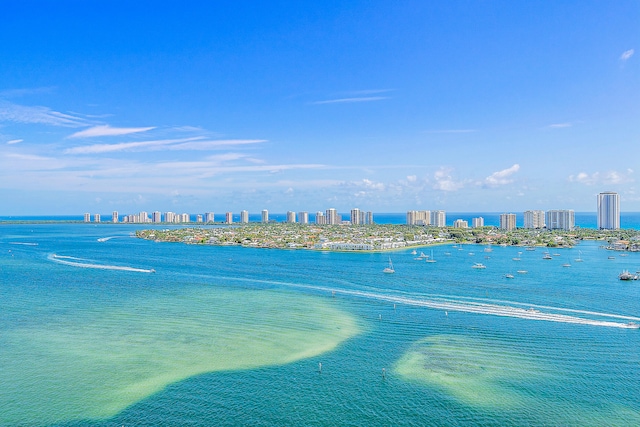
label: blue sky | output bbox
[1,1,638,215]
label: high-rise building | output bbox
[286,211,296,223]
[546,210,574,231]
[196,214,203,223]
[261,209,269,223]
[240,210,249,223]
[225,212,233,224]
[180,213,190,223]
[406,210,430,225]
[523,210,545,229]
[430,210,446,227]
[366,211,374,225]
[84,213,91,222]
[326,208,339,225]
[472,217,484,228]
[152,211,162,223]
[94,214,101,223]
[597,192,620,230]
[453,219,468,228]
[315,211,326,225]
[112,211,118,223]
[298,211,309,224]
[205,212,215,223]
[499,213,516,231]
[350,208,361,225]
[165,212,175,223]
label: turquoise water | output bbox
[1,223,640,426]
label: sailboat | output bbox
[575,250,583,262]
[425,249,436,263]
[383,257,395,274]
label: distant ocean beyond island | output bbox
[2,212,640,229]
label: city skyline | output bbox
[1,2,638,215]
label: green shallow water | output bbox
[0,287,359,425]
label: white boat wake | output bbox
[48,253,155,273]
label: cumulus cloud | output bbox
[68,125,156,138]
[406,175,417,183]
[433,167,464,191]
[569,169,634,186]
[621,49,634,61]
[483,164,520,187]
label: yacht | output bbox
[543,252,552,260]
[383,257,395,274]
[618,270,637,281]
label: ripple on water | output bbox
[0,288,359,426]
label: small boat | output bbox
[517,270,528,274]
[553,253,561,257]
[575,250,583,262]
[411,249,417,255]
[618,270,637,280]
[383,257,395,274]
[425,249,436,263]
[626,322,640,329]
[484,246,493,253]
[527,307,540,313]
[512,257,521,261]
[608,256,616,260]
[562,263,571,268]
[504,273,514,279]
[620,253,629,257]
[526,247,536,251]
[542,252,552,260]
[472,263,486,269]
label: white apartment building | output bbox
[225,212,233,224]
[523,210,545,229]
[94,214,101,223]
[315,211,327,225]
[298,211,309,224]
[430,210,446,227]
[499,213,516,231]
[84,213,91,222]
[205,212,215,223]
[350,208,361,225]
[112,211,118,223]
[152,211,162,223]
[472,217,484,228]
[326,208,339,225]
[406,210,430,225]
[597,192,620,230]
[545,210,574,231]
[453,219,468,228]
[196,215,203,223]
[240,210,249,223]
[286,211,296,223]
[261,209,269,223]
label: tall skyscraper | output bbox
[298,211,309,224]
[326,208,339,225]
[546,210,574,231]
[94,214,101,223]
[406,210,430,225]
[205,212,215,223]
[240,210,249,223]
[261,209,269,223]
[112,211,119,223]
[315,211,326,225]
[84,213,91,222]
[523,210,545,229]
[225,212,233,224]
[152,211,162,223]
[286,211,296,223]
[597,192,620,230]
[499,213,516,231]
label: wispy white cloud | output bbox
[425,129,477,134]
[568,169,634,186]
[7,139,23,145]
[64,137,203,154]
[0,101,88,127]
[548,122,572,129]
[483,164,520,187]
[68,125,156,138]
[0,87,57,98]
[65,137,267,154]
[311,96,388,105]
[621,49,634,61]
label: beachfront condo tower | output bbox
[523,210,545,229]
[546,210,574,231]
[499,213,516,231]
[597,192,620,230]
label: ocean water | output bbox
[1,223,640,426]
